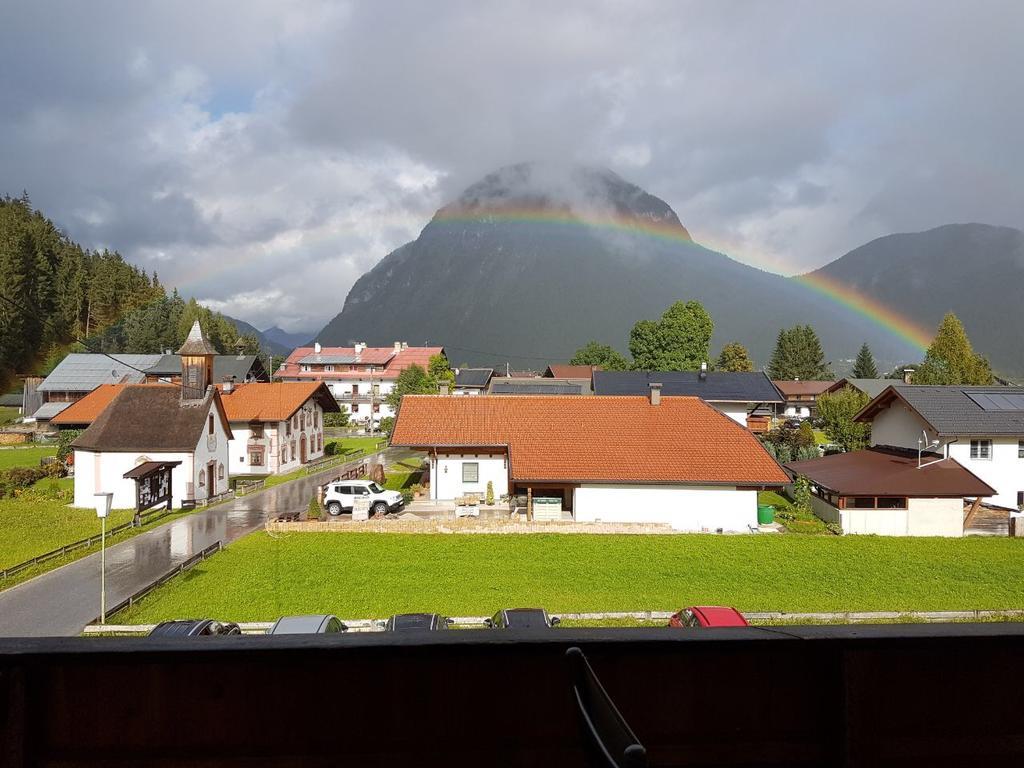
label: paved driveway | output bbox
[0,452,388,638]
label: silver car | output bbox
[267,614,347,634]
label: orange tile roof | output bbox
[219,382,338,422]
[391,395,789,485]
[51,384,128,426]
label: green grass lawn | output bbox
[383,458,426,492]
[0,495,136,571]
[326,436,387,457]
[116,532,1024,624]
[0,406,20,426]
[0,445,57,470]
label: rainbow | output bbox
[434,205,933,354]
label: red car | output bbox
[668,606,749,628]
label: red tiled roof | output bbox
[391,395,789,485]
[772,380,835,397]
[219,382,339,422]
[51,384,126,426]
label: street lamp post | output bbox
[93,492,113,624]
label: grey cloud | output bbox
[1,0,1023,330]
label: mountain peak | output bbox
[438,162,690,239]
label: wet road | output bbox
[0,452,391,638]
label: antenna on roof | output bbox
[917,430,943,469]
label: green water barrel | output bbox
[757,504,775,525]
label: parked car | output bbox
[485,608,560,629]
[267,615,347,634]
[782,418,804,430]
[384,613,452,632]
[323,479,404,517]
[668,606,749,628]
[149,619,242,637]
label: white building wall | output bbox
[869,401,935,449]
[710,402,748,426]
[190,404,231,500]
[430,454,508,500]
[947,438,1022,509]
[74,449,194,510]
[806,493,963,537]
[573,485,757,532]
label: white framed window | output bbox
[970,440,992,460]
[1019,440,1024,459]
[325,365,334,372]
[462,462,479,483]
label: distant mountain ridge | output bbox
[261,326,312,350]
[315,164,1024,374]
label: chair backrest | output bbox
[566,646,648,768]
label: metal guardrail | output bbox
[97,541,223,624]
[1,506,171,580]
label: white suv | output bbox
[324,480,404,517]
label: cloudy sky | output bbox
[2,1,1022,333]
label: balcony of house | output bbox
[4,624,1024,766]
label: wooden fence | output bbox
[1,506,173,581]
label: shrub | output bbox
[792,475,813,515]
[323,411,349,428]
[307,494,322,520]
[378,416,395,435]
[400,489,414,505]
[797,421,816,448]
[486,481,495,506]
[44,460,67,479]
[410,483,424,496]
[0,466,47,498]
[56,429,83,461]
[323,441,339,456]
[825,522,843,536]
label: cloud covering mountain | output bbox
[2,1,1023,333]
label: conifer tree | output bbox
[851,343,878,378]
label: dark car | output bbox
[485,608,560,629]
[668,606,749,628]
[267,614,347,634]
[149,619,242,637]
[782,418,804,430]
[384,613,452,632]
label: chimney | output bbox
[649,382,662,406]
[903,368,914,384]
[401,342,408,350]
[222,377,235,394]
[314,341,322,355]
[439,381,450,396]
[700,362,708,381]
[394,341,402,353]
[354,342,365,356]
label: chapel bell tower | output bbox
[177,320,217,401]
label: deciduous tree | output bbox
[629,300,713,371]
[569,341,630,371]
[714,342,754,372]
[816,386,871,452]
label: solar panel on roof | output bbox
[965,392,1024,411]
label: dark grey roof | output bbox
[0,393,22,407]
[297,354,362,365]
[73,386,232,452]
[593,371,782,403]
[490,382,583,395]
[144,355,267,382]
[38,354,163,392]
[864,385,1024,436]
[454,368,494,388]
[830,378,892,399]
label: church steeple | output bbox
[177,320,217,402]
